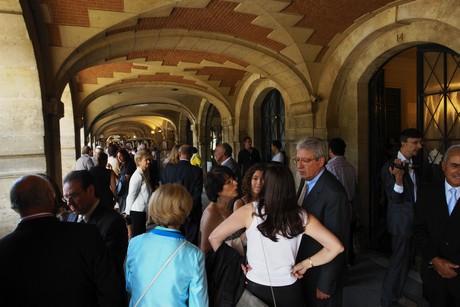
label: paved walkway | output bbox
[344,252,429,307]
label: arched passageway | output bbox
[0,0,459,242]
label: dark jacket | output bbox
[381,154,419,237]
[66,203,128,288]
[205,243,245,307]
[296,169,349,306]
[0,216,123,306]
[414,180,460,294]
[162,159,203,244]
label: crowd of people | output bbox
[0,132,459,307]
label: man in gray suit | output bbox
[380,128,423,307]
[214,143,241,181]
[295,136,349,307]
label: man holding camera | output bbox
[380,128,423,307]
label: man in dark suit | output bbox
[414,144,460,307]
[162,144,203,245]
[237,136,261,177]
[380,128,423,307]
[0,175,123,306]
[295,136,349,307]
[63,170,128,297]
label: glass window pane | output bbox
[447,53,460,91]
[424,52,443,94]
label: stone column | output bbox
[43,97,64,187]
[0,5,46,237]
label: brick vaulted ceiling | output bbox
[26,0,400,142]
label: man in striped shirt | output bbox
[326,137,358,266]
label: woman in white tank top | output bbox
[209,164,344,307]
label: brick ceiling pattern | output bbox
[76,63,148,92]
[41,0,124,46]
[40,0,400,94]
[186,67,247,95]
[40,0,124,26]
[107,0,286,52]
[282,0,394,46]
[29,0,406,139]
[121,73,206,91]
[120,50,249,67]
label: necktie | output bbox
[77,215,85,223]
[297,182,308,206]
[403,159,417,202]
[448,188,457,216]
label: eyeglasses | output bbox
[62,191,82,204]
[293,157,318,167]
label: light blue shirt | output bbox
[306,168,325,195]
[126,226,208,307]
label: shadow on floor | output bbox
[343,252,429,307]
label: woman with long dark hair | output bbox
[117,148,136,213]
[233,163,265,211]
[209,164,343,307]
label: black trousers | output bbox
[381,234,411,307]
[426,284,460,307]
[246,279,304,307]
[130,210,146,238]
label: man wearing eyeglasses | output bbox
[0,175,124,306]
[295,136,350,307]
[63,170,128,303]
[380,128,423,307]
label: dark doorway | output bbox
[368,44,460,251]
[204,104,222,171]
[261,89,286,162]
[369,69,401,253]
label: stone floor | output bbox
[343,252,429,307]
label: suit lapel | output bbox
[303,171,326,210]
[88,203,103,224]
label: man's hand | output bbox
[432,257,459,279]
[316,288,331,300]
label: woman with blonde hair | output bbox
[126,183,208,306]
[125,150,152,239]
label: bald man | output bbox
[0,175,124,307]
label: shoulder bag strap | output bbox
[134,240,187,307]
[258,214,277,307]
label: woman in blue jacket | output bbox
[126,183,208,307]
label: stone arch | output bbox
[234,77,301,160]
[319,16,460,226]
